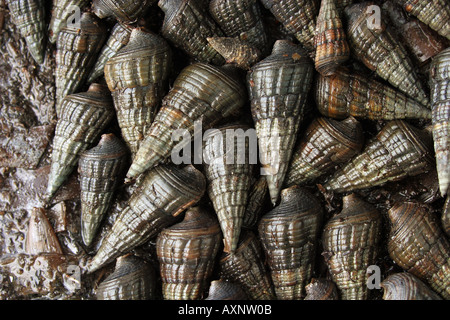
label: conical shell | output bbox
[243,176,269,230]
[156,206,222,300]
[87,164,206,273]
[126,63,247,181]
[260,0,318,52]
[387,201,450,299]
[6,0,46,65]
[88,22,133,83]
[203,123,255,253]
[48,0,89,44]
[443,195,450,237]
[314,0,350,76]
[96,254,158,300]
[55,12,107,117]
[104,28,172,157]
[324,120,435,193]
[205,279,248,300]
[393,0,450,41]
[47,83,115,202]
[207,37,262,70]
[247,40,314,205]
[158,0,225,65]
[304,278,340,300]
[381,272,443,300]
[78,133,129,247]
[92,0,155,22]
[258,186,323,299]
[315,67,432,120]
[429,47,450,197]
[209,0,269,54]
[344,2,429,106]
[285,116,364,187]
[219,230,276,300]
[25,208,63,255]
[322,193,382,300]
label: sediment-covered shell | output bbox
[315,67,432,120]
[388,202,450,299]
[25,207,63,255]
[205,279,248,300]
[126,63,247,181]
[392,0,450,41]
[203,123,255,253]
[209,0,269,54]
[314,0,350,76]
[6,0,46,65]
[92,0,155,22]
[304,278,340,300]
[156,206,222,300]
[248,40,314,206]
[243,176,269,230]
[48,0,90,44]
[95,254,158,300]
[78,133,129,247]
[285,116,364,187]
[219,230,276,300]
[322,193,382,300]
[158,0,225,65]
[344,2,429,106]
[104,28,172,157]
[47,83,115,202]
[381,272,443,300]
[443,195,450,237]
[429,47,450,197]
[207,37,262,70]
[55,12,107,117]
[260,0,318,52]
[88,22,133,83]
[258,186,324,299]
[324,120,435,193]
[87,164,206,273]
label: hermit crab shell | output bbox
[205,279,248,300]
[247,39,314,206]
[381,272,443,300]
[322,193,382,300]
[258,186,324,299]
[6,0,46,65]
[387,201,450,299]
[95,254,158,300]
[304,278,340,300]
[92,0,155,22]
[87,164,206,273]
[156,207,222,300]
[78,133,129,247]
[48,0,90,44]
[324,120,435,193]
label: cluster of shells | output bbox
[0,0,449,300]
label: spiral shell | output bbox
[96,254,158,300]
[219,230,276,300]
[48,0,90,44]
[381,272,443,300]
[388,202,450,299]
[25,207,63,255]
[285,116,364,187]
[78,133,129,247]
[87,164,206,273]
[304,278,340,300]
[126,63,247,181]
[429,47,450,197]
[205,279,248,300]
[104,28,172,157]
[207,37,262,70]
[156,206,222,300]
[314,0,350,76]
[243,176,269,230]
[6,0,46,65]
[260,0,318,52]
[322,193,382,300]
[209,0,269,54]
[158,0,225,65]
[55,12,107,117]
[92,0,155,22]
[443,195,450,237]
[47,83,115,202]
[344,2,429,106]
[315,67,431,120]
[258,186,324,299]
[324,120,434,193]
[248,40,314,206]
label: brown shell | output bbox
[92,0,155,22]
[381,272,443,300]
[48,0,90,44]
[304,278,340,300]
[443,195,450,237]
[243,176,270,230]
[25,208,63,255]
[207,37,262,70]
[205,279,248,300]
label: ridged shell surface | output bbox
[443,195,450,237]
[25,208,63,255]
[205,279,248,300]
[207,37,262,70]
[48,0,89,43]
[92,0,155,22]
[304,278,340,300]
[381,272,443,300]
